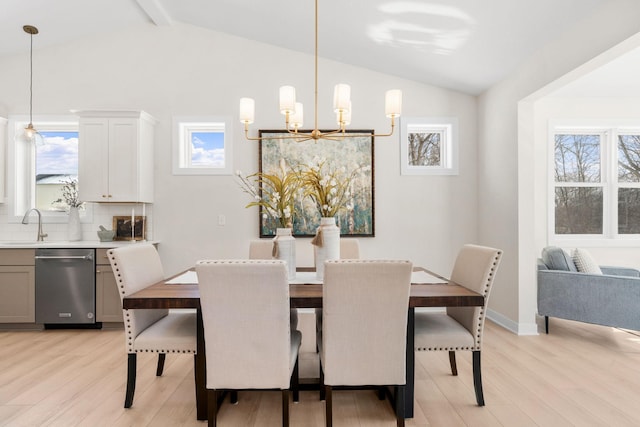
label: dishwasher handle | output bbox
[35,254,94,261]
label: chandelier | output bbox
[239,0,402,142]
[16,25,43,145]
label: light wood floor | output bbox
[1,316,640,426]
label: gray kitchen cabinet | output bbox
[95,249,123,323]
[0,249,35,323]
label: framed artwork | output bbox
[400,117,459,175]
[113,216,147,241]
[258,129,374,237]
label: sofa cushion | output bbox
[541,246,577,272]
[572,248,603,275]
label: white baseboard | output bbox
[487,308,539,336]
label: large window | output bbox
[8,117,87,223]
[551,126,640,240]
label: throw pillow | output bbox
[541,246,577,272]
[572,248,603,274]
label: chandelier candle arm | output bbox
[238,0,401,141]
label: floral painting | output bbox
[258,130,374,237]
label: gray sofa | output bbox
[537,246,640,333]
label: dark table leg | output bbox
[196,308,208,420]
[403,308,415,419]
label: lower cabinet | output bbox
[95,249,123,323]
[0,250,36,323]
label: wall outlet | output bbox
[218,214,226,226]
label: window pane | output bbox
[407,132,441,166]
[555,134,601,183]
[618,134,640,183]
[190,131,225,167]
[555,187,603,234]
[36,131,79,211]
[618,188,640,234]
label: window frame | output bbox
[400,116,458,175]
[172,116,233,175]
[549,120,640,246]
[7,115,92,224]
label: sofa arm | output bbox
[600,266,640,277]
[537,270,640,330]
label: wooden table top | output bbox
[122,267,484,310]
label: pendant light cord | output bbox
[29,30,33,124]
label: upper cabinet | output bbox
[77,111,156,203]
[0,117,6,203]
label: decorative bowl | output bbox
[97,229,116,242]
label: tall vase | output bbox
[273,227,296,280]
[313,217,340,280]
[67,207,82,241]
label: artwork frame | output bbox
[113,216,147,241]
[400,117,459,175]
[258,129,375,238]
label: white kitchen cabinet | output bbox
[78,111,156,203]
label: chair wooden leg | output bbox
[230,391,238,404]
[319,366,326,401]
[325,385,333,427]
[156,353,166,376]
[448,351,458,376]
[291,358,300,403]
[472,350,485,406]
[377,386,386,400]
[282,389,290,427]
[208,389,218,427]
[124,353,136,408]
[545,316,549,334]
[395,385,405,427]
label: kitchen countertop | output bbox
[0,240,159,249]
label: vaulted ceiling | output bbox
[0,0,620,95]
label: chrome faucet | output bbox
[22,208,47,241]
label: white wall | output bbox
[479,0,640,334]
[0,23,478,280]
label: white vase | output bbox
[273,227,296,280]
[314,217,340,280]
[67,207,82,241]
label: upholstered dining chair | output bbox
[315,238,360,352]
[249,240,298,329]
[319,260,412,427]
[107,244,197,408]
[196,260,302,427]
[414,244,502,406]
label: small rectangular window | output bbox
[400,117,458,175]
[173,116,233,175]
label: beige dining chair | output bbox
[315,238,360,351]
[108,244,197,408]
[319,259,412,427]
[196,259,301,427]
[249,240,299,329]
[414,244,502,406]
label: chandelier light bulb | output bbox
[385,89,402,118]
[333,84,351,113]
[239,97,255,124]
[289,102,304,130]
[279,86,296,115]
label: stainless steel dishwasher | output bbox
[35,248,96,326]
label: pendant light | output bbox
[16,25,43,145]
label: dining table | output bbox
[122,266,484,421]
